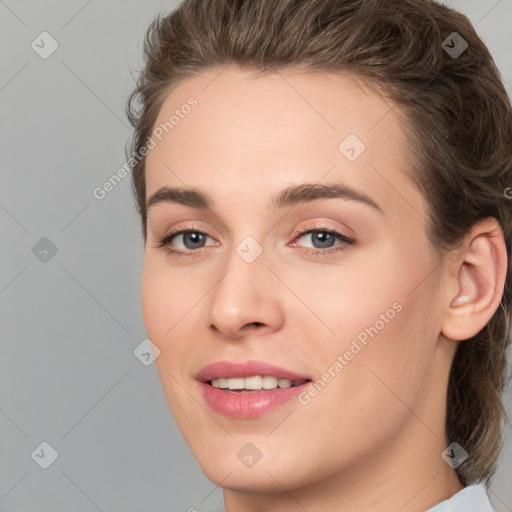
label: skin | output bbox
[141,66,507,512]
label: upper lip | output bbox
[196,360,311,383]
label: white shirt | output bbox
[426,483,496,511]
[219,483,495,511]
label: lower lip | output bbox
[199,381,311,418]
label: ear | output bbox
[441,218,508,341]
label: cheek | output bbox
[141,260,197,417]
[296,251,439,399]
[140,257,197,340]
[141,258,205,394]
[140,262,167,340]
[291,299,435,465]
[329,288,437,431]
[281,264,398,350]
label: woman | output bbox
[126,0,512,510]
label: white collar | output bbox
[426,483,495,511]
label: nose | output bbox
[206,249,285,340]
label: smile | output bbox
[196,360,313,417]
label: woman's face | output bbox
[141,67,454,494]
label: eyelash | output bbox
[156,224,355,259]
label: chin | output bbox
[195,449,319,494]
[202,464,299,493]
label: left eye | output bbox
[300,231,336,249]
[294,229,352,250]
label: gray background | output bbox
[0,0,511,510]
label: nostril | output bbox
[249,322,264,327]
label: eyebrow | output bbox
[146,183,383,213]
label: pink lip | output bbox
[196,360,311,382]
[196,360,312,418]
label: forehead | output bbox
[144,66,427,222]
[148,67,397,163]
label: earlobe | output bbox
[441,218,507,341]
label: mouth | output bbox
[195,360,313,417]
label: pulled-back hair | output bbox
[126,0,512,485]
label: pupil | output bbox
[184,232,205,249]
[313,232,335,249]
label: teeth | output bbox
[210,376,307,390]
[245,376,262,390]
[277,378,292,388]
[262,376,278,389]
[228,378,245,390]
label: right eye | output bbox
[157,229,218,257]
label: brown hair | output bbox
[126,0,512,485]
